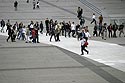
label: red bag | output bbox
[84,41,88,47]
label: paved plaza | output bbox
[0,0,125,83]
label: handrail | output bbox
[79,0,102,15]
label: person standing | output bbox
[55,23,61,41]
[71,22,76,38]
[107,24,113,38]
[80,38,89,55]
[0,19,5,33]
[101,23,107,40]
[91,13,96,25]
[40,21,44,34]
[6,25,13,42]
[34,21,40,43]
[45,18,50,36]
[14,1,18,11]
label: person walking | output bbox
[93,24,98,37]
[107,24,113,38]
[36,1,40,9]
[33,0,36,9]
[119,23,125,37]
[0,19,5,33]
[77,7,83,20]
[34,21,40,43]
[101,23,107,40]
[112,21,118,38]
[80,37,89,55]
[90,13,96,25]
[14,1,18,11]
[98,14,103,26]
[50,21,56,42]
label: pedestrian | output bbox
[36,1,40,9]
[14,1,18,11]
[77,7,83,20]
[90,13,96,25]
[112,21,118,38]
[33,0,36,9]
[0,19,5,33]
[80,37,89,55]
[6,20,11,32]
[119,23,125,37]
[107,24,113,38]
[34,21,40,43]
[32,28,36,43]
[50,21,56,42]
[101,23,107,40]
[93,24,98,37]
[55,23,61,41]
[25,26,31,43]
[80,16,85,27]
[40,21,44,34]
[71,22,76,38]
[6,25,14,42]
[98,14,103,26]
[22,26,26,40]
[85,29,91,41]
[45,18,50,36]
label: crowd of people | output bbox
[0,3,125,55]
[92,14,125,40]
[0,18,90,43]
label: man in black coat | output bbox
[14,1,18,11]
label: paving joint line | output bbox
[57,47,124,83]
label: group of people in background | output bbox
[92,14,125,40]
[13,0,40,11]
